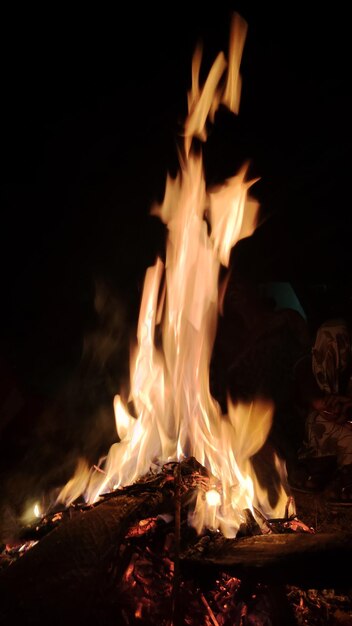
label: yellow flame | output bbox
[33,503,41,518]
[222,13,248,114]
[184,12,247,155]
[209,163,260,267]
[21,500,43,525]
[57,14,291,536]
[57,458,91,505]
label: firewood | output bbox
[2,462,352,623]
[181,531,352,588]
[0,488,170,624]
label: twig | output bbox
[172,462,182,626]
[93,464,107,474]
[200,593,220,626]
[252,506,272,533]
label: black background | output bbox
[2,2,352,398]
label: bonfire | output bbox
[1,13,352,626]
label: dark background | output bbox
[1,3,351,504]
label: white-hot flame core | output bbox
[206,489,221,507]
[57,14,291,536]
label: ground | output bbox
[293,488,352,535]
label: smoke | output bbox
[81,279,131,391]
[0,278,133,542]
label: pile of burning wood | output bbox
[3,13,352,626]
[1,458,352,625]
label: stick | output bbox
[200,592,220,626]
[172,462,182,626]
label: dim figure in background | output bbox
[292,317,352,503]
[211,276,312,502]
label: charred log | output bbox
[182,531,352,588]
[1,461,352,624]
[0,485,172,625]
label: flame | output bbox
[184,12,248,154]
[57,14,291,536]
[33,503,41,518]
[21,500,43,525]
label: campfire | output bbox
[57,12,289,538]
[2,13,352,626]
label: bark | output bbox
[2,466,352,624]
[181,531,352,588]
[0,489,168,625]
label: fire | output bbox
[206,489,221,507]
[20,500,42,525]
[57,13,290,536]
[33,503,41,518]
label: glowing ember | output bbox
[33,503,41,519]
[57,13,291,537]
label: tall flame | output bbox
[58,14,290,536]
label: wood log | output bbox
[181,531,352,588]
[0,489,169,625]
[2,467,352,625]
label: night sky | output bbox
[2,2,352,399]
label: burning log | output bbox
[2,462,352,625]
[4,14,352,625]
[0,478,172,624]
[181,531,352,589]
